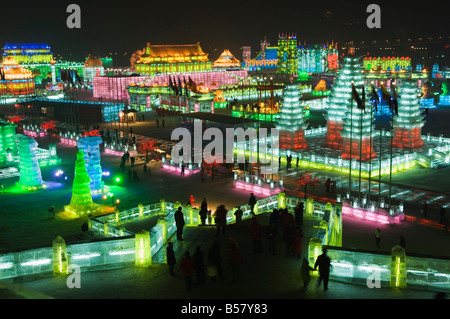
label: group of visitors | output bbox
[166,196,332,293]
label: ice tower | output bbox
[65,150,96,217]
[15,134,43,189]
[77,135,104,193]
[325,56,365,149]
[275,83,308,150]
[392,79,425,149]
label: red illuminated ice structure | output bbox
[325,56,364,149]
[392,79,425,149]
[275,83,308,150]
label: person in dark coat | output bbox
[292,227,304,259]
[269,209,280,234]
[166,242,176,276]
[301,258,314,289]
[266,222,278,255]
[248,217,263,254]
[215,205,228,236]
[248,193,257,216]
[228,244,243,283]
[279,209,295,241]
[234,206,243,224]
[294,201,304,227]
[179,251,195,291]
[175,207,185,240]
[193,246,205,284]
[208,240,224,282]
[200,198,208,226]
[314,248,331,291]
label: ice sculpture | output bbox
[77,135,104,193]
[15,134,44,189]
[65,150,96,217]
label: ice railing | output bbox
[311,246,450,292]
[1,194,449,293]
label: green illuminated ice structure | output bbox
[15,134,44,190]
[64,150,97,217]
[77,136,104,193]
[0,121,17,164]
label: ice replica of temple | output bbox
[212,49,241,70]
[134,42,212,75]
[0,57,35,96]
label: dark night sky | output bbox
[0,0,448,66]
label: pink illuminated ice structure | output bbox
[161,158,201,176]
[233,174,283,197]
[341,202,405,224]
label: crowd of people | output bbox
[165,196,331,293]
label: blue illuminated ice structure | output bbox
[15,134,44,190]
[77,135,104,193]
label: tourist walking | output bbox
[234,206,243,224]
[175,207,185,241]
[300,258,314,289]
[269,209,280,234]
[294,201,304,227]
[200,198,208,226]
[292,227,304,259]
[215,204,228,236]
[181,162,185,176]
[208,240,224,282]
[228,244,243,283]
[143,163,148,177]
[314,248,331,291]
[248,217,263,254]
[266,223,278,255]
[279,208,295,241]
[248,193,257,216]
[179,251,195,291]
[193,246,205,285]
[166,242,176,276]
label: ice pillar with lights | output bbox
[15,134,44,189]
[392,80,424,149]
[341,92,377,161]
[77,135,104,193]
[65,150,95,217]
[325,56,365,149]
[275,83,308,149]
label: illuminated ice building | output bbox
[0,57,35,96]
[212,50,241,70]
[297,43,339,74]
[83,56,105,83]
[134,42,212,75]
[277,33,298,75]
[126,70,248,112]
[325,56,365,149]
[245,37,278,71]
[2,43,84,85]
